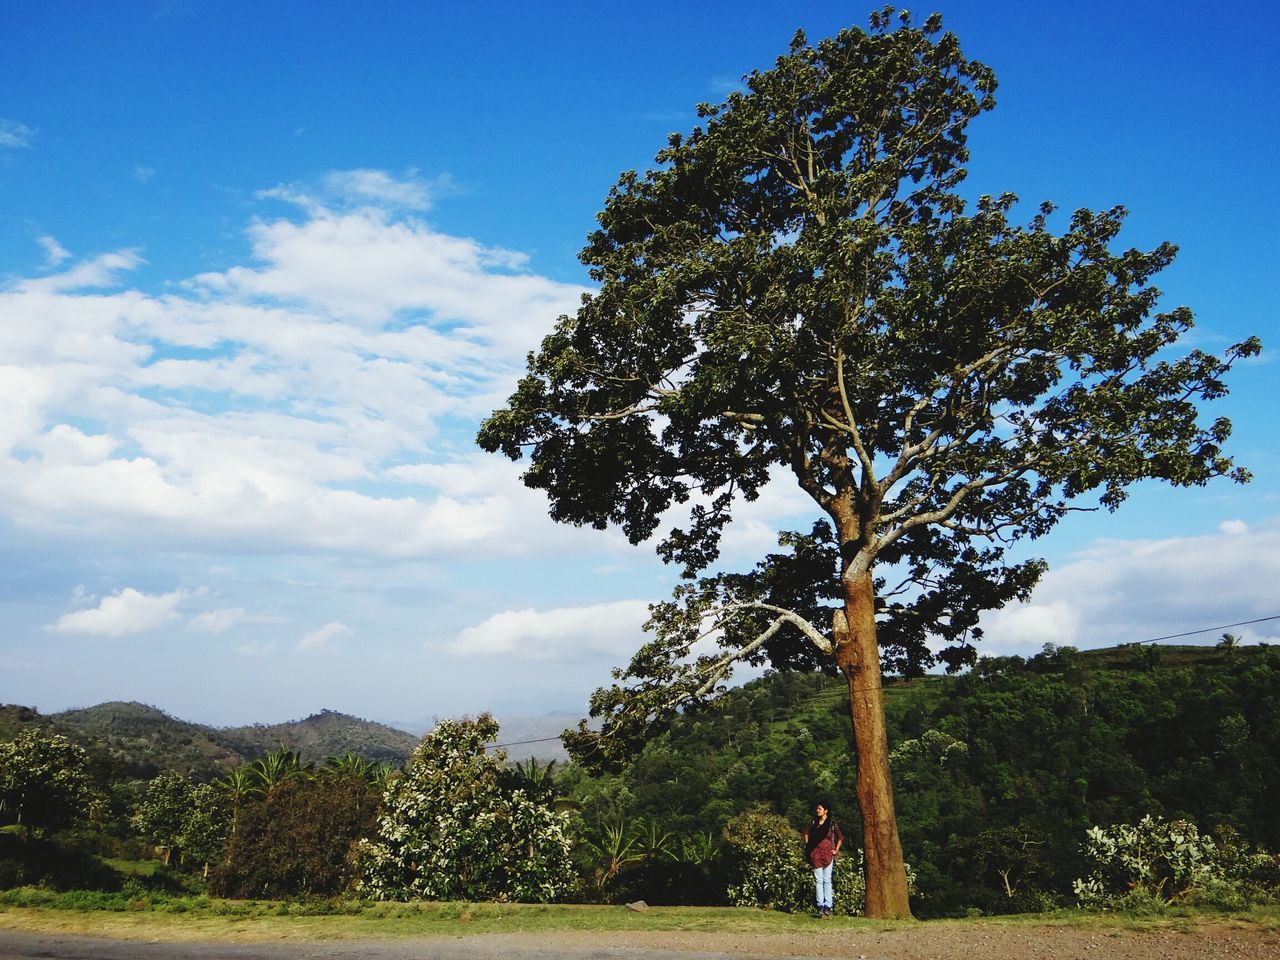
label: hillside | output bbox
[589,641,1280,916]
[219,709,418,764]
[0,701,422,780]
[52,701,244,780]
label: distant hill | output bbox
[220,708,418,764]
[0,701,423,780]
[53,701,244,780]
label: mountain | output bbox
[53,701,242,780]
[220,708,418,764]
[0,701,423,780]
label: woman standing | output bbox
[802,800,843,917]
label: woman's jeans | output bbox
[812,862,833,909]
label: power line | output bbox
[487,735,567,751]
[1124,614,1280,646]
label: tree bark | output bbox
[835,568,913,919]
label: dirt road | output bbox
[1,924,1277,960]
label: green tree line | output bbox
[3,643,1276,916]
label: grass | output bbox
[1,889,1277,944]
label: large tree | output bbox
[478,10,1258,918]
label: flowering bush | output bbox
[0,731,103,834]
[359,715,573,902]
[722,808,868,915]
[1072,815,1280,909]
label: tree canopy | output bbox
[479,9,1258,918]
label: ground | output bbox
[1,916,1278,960]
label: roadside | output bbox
[2,906,1279,960]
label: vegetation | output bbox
[2,644,1277,920]
[360,715,574,902]
[477,7,1259,918]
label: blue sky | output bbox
[2,1,1277,728]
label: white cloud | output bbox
[322,169,438,210]
[259,169,449,216]
[299,621,352,650]
[235,640,277,657]
[979,520,1280,656]
[0,172,592,562]
[133,166,156,183]
[16,248,145,293]
[444,599,651,661]
[47,587,184,638]
[37,236,71,267]
[189,608,247,634]
[0,119,33,148]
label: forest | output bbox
[2,641,1278,918]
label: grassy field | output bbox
[1,889,1277,944]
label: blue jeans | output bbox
[812,862,833,910]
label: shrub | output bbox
[359,715,574,902]
[1074,815,1280,909]
[210,773,378,899]
[722,809,866,914]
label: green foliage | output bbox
[0,830,121,892]
[563,644,1280,915]
[722,809,810,911]
[721,808,865,915]
[1074,815,1280,910]
[0,730,103,833]
[132,774,228,870]
[210,771,379,898]
[359,715,574,903]
[1074,816,1216,907]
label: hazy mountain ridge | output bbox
[0,701,423,779]
[220,708,418,765]
[0,700,577,776]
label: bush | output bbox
[0,830,121,892]
[210,774,378,899]
[722,809,866,914]
[1074,815,1280,910]
[359,715,574,902]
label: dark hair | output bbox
[814,799,832,813]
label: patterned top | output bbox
[806,820,843,868]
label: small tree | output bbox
[479,9,1259,918]
[0,731,101,835]
[133,773,194,866]
[133,774,229,873]
[360,715,574,902]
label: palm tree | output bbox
[582,818,642,896]
[322,752,371,781]
[1217,632,1240,659]
[631,817,676,863]
[217,766,257,835]
[514,756,557,788]
[250,748,310,800]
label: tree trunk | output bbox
[835,568,913,919]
